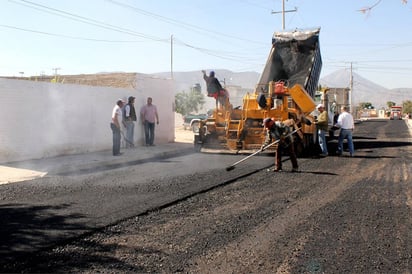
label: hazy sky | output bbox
[0,0,411,89]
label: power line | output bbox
[8,0,267,66]
[173,37,264,66]
[106,0,265,45]
[0,24,147,43]
[10,0,168,42]
[8,0,410,82]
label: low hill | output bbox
[319,69,412,108]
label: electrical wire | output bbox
[105,0,265,45]
[5,0,412,81]
[10,0,168,42]
[0,24,147,43]
[8,0,266,66]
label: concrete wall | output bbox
[0,75,175,163]
[134,74,175,145]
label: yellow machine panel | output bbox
[288,84,316,114]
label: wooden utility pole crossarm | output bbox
[271,0,297,30]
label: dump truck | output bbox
[194,28,322,155]
[390,106,402,120]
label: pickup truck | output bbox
[183,113,208,131]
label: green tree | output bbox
[402,100,412,115]
[387,101,396,108]
[359,102,374,109]
[175,84,205,116]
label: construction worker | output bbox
[335,106,355,157]
[123,96,137,148]
[110,99,124,156]
[262,117,299,172]
[314,104,328,157]
[201,70,229,108]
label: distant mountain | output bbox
[152,69,411,109]
[320,69,411,108]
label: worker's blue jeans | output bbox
[110,123,121,155]
[318,129,328,155]
[337,129,354,155]
[124,120,135,147]
[144,121,155,145]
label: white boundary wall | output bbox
[0,75,175,163]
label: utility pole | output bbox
[271,0,297,30]
[52,67,61,76]
[51,67,61,83]
[170,34,174,80]
[349,62,354,115]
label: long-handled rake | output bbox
[225,127,301,171]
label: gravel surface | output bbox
[2,119,412,273]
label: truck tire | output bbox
[194,135,202,152]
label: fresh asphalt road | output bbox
[0,148,274,261]
[1,118,411,265]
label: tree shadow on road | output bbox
[0,203,148,273]
[0,204,86,254]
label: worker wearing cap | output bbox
[123,96,137,148]
[314,104,328,157]
[262,118,299,172]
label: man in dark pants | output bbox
[123,96,137,148]
[262,117,299,172]
[110,99,124,156]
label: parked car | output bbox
[183,113,208,130]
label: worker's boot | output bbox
[274,152,282,172]
[273,165,282,172]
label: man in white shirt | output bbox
[110,99,124,156]
[335,106,355,157]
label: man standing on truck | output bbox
[262,117,299,172]
[202,70,229,108]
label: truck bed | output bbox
[256,28,322,98]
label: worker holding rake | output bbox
[262,118,299,172]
